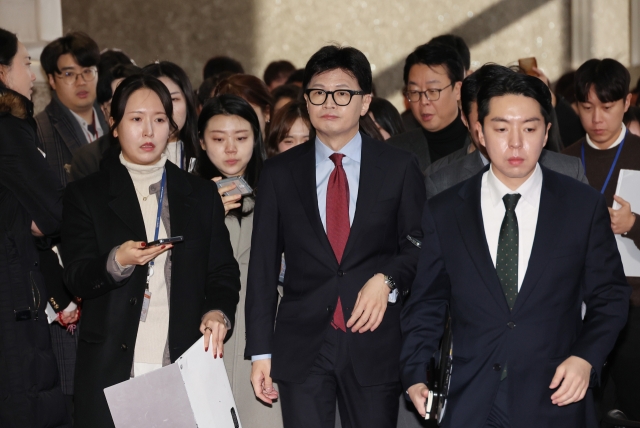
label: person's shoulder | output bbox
[539,150,582,168]
[541,165,598,200]
[624,131,640,149]
[363,133,416,165]
[262,139,314,173]
[561,137,585,156]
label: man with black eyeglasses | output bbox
[388,43,469,172]
[246,45,425,428]
[36,32,107,187]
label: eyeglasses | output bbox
[305,89,366,106]
[405,83,453,103]
[55,67,98,85]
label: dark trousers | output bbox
[484,380,509,428]
[608,306,640,421]
[278,327,401,428]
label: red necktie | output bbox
[326,153,350,332]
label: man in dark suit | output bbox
[34,31,106,417]
[35,32,107,187]
[426,67,587,198]
[387,43,469,172]
[400,66,630,427]
[246,45,425,428]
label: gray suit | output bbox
[425,149,588,198]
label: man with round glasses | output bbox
[246,45,425,428]
[388,42,469,172]
[36,32,106,187]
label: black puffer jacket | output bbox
[0,87,70,427]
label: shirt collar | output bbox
[69,107,95,128]
[315,131,362,165]
[586,123,626,150]
[487,163,543,208]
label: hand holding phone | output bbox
[215,176,253,196]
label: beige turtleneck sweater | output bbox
[119,153,170,374]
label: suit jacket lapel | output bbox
[455,169,510,315]
[511,168,565,314]
[49,95,86,153]
[342,135,386,261]
[107,161,147,241]
[291,141,336,262]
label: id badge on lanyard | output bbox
[140,171,166,322]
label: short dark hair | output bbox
[429,34,470,71]
[554,71,576,104]
[476,64,552,127]
[97,64,141,104]
[40,32,100,76]
[302,45,372,94]
[264,60,296,87]
[286,69,305,85]
[368,97,405,137]
[460,72,479,120]
[109,74,178,146]
[575,59,630,104]
[197,94,263,220]
[403,43,465,86]
[271,83,302,105]
[202,56,244,80]
[143,61,199,163]
[0,28,18,89]
[98,49,133,76]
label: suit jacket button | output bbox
[493,364,501,371]
[327,305,333,313]
[337,270,344,277]
[507,321,515,329]
[130,298,137,306]
[121,344,128,351]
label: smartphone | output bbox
[518,57,538,76]
[216,176,253,196]
[147,236,184,247]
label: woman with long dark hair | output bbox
[0,27,70,427]
[197,94,282,428]
[143,61,199,170]
[61,75,240,428]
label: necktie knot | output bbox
[329,153,345,167]
[502,193,521,211]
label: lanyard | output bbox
[581,131,626,194]
[147,170,167,288]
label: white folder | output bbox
[612,169,640,276]
[104,336,241,428]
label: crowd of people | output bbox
[0,25,638,428]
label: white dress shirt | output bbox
[69,107,104,143]
[315,132,361,230]
[481,164,543,290]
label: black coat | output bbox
[61,157,240,428]
[0,88,69,427]
[245,134,426,386]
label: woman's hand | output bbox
[200,311,228,359]
[115,241,172,267]
[57,308,79,325]
[212,177,242,216]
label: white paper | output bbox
[45,303,57,324]
[104,336,241,428]
[613,169,640,276]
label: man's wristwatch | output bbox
[383,274,397,291]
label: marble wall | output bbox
[59,0,629,109]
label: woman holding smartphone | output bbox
[61,75,240,428]
[198,94,282,428]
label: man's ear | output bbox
[542,122,551,148]
[624,93,632,113]
[453,81,463,101]
[475,121,486,148]
[360,93,373,116]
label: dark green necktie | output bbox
[497,193,521,310]
[496,193,521,381]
